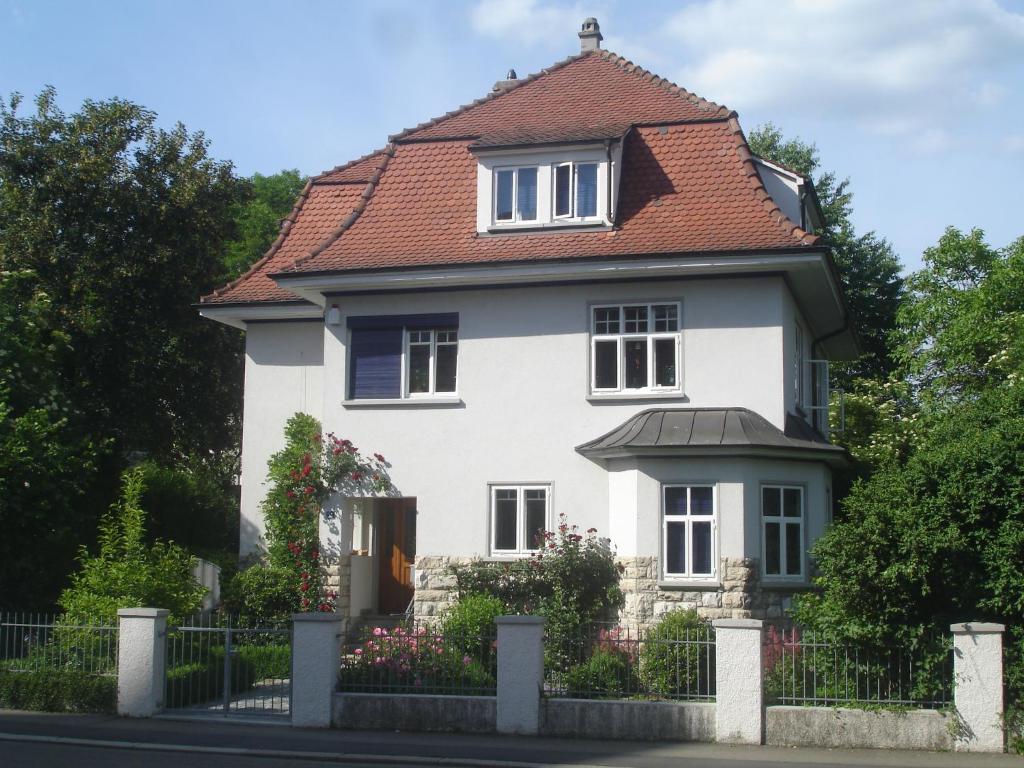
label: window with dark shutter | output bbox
[349,328,403,399]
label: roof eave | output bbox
[576,444,849,467]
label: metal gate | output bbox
[164,616,291,717]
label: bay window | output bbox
[762,485,804,578]
[662,485,716,579]
[591,302,681,393]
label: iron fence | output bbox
[165,613,291,716]
[764,626,953,709]
[544,622,716,701]
[339,620,497,696]
[0,612,117,676]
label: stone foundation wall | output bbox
[324,554,352,617]
[411,554,794,627]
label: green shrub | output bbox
[439,595,502,668]
[221,565,297,625]
[0,669,115,713]
[563,648,636,699]
[638,609,712,698]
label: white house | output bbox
[199,19,855,626]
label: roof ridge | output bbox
[388,52,589,143]
[311,147,389,182]
[200,178,316,303]
[285,145,396,272]
[727,117,819,247]
[597,49,733,118]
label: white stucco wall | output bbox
[239,320,324,557]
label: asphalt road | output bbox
[0,711,1019,768]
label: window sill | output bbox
[587,392,688,403]
[657,580,720,591]
[483,221,611,236]
[760,579,811,591]
[342,397,464,409]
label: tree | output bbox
[224,170,306,279]
[747,123,904,384]
[0,88,246,463]
[0,270,104,607]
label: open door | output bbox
[376,498,416,615]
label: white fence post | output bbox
[496,615,545,735]
[116,608,169,717]
[713,618,764,745]
[951,622,1005,752]
[292,612,343,727]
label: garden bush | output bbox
[563,648,637,699]
[220,565,297,625]
[638,609,712,698]
[0,669,115,713]
[438,594,503,670]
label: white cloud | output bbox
[1003,135,1024,153]
[470,0,600,47]
[662,0,1024,151]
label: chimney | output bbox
[492,68,520,93]
[579,17,602,53]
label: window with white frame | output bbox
[553,162,599,219]
[407,329,458,396]
[762,485,803,578]
[494,166,538,223]
[490,485,549,555]
[347,314,458,400]
[662,485,716,579]
[591,302,681,393]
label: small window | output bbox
[553,162,599,219]
[762,485,804,578]
[406,329,458,396]
[490,485,549,555]
[494,167,538,223]
[663,485,717,579]
[591,302,681,393]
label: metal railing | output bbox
[764,627,953,709]
[339,620,497,696]
[165,613,291,716]
[545,622,716,701]
[0,612,117,676]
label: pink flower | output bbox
[354,648,363,656]
[374,453,385,462]
[463,655,472,666]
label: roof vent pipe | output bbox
[579,17,603,52]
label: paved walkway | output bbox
[0,710,1021,767]
[173,678,290,716]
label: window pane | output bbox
[517,167,537,220]
[496,170,514,221]
[664,486,687,515]
[576,163,598,217]
[783,488,802,517]
[494,491,518,550]
[594,307,619,334]
[624,306,648,333]
[785,523,802,575]
[524,490,546,549]
[435,341,457,393]
[554,164,571,216]
[692,521,712,575]
[666,521,686,574]
[690,487,713,515]
[653,304,678,332]
[408,342,430,393]
[624,339,647,389]
[594,340,618,389]
[762,487,781,517]
[654,337,676,387]
[765,522,781,575]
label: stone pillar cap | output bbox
[117,608,170,618]
[495,615,546,625]
[950,622,1005,634]
[292,612,344,622]
[713,618,763,629]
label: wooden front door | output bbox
[377,498,416,615]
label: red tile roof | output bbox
[202,50,817,306]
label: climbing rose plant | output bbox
[262,413,393,612]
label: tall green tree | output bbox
[0,88,246,462]
[748,123,904,385]
[223,169,306,279]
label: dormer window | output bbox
[494,166,538,222]
[554,162,598,219]
[475,143,621,233]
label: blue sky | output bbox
[3,0,1023,272]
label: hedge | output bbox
[0,669,115,713]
